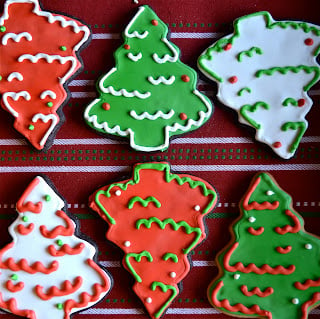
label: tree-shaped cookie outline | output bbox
[84,5,212,152]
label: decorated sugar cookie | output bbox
[0,0,90,150]
[0,176,112,319]
[208,172,320,319]
[89,162,218,318]
[84,6,213,152]
[198,12,320,159]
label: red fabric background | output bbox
[1,0,320,318]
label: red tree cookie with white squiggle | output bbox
[208,172,320,319]
[89,162,218,319]
[0,0,90,150]
[0,176,111,319]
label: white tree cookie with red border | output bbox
[0,0,90,150]
[198,12,320,159]
[0,176,112,319]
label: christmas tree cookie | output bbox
[84,6,213,152]
[0,176,112,319]
[198,12,320,159]
[0,0,90,150]
[208,172,320,319]
[89,162,218,318]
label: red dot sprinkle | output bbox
[151,19,158,26]
[273,141,282,148]
[304,38,314,46]
[181,75,190,82]
[224,43,232,51]
[124,44,130,50]
[298,99,305,107]
[179,113,187,120]
[102,103,110,111]
[228,76,238,84]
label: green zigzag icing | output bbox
[151,281,178,318]
[240,102,269,129]
[237,47,263,62]
[128,196,161,209]
[282,98,298,106]
[163,252,178,263]
[125,251,153,283]
[136,217,202,254]
[281,121,307,153]
[95,163,217,224]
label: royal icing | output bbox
[89,162,217,318]
[208,172,320,319]
[0,0,90,150]
[198,12,320,159]
[84,5,212,152]
[0,176,112,319]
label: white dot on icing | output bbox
[292,298,299,304]
[194,205,201,211]
[305,244,312,250]
[124,241,131,247]
[266,190,274,196]
[234,274,240,280]
[248,217,256,223]
[115,190,121,196]
[146,297,152,304]
[170,272,176,278]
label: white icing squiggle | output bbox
[0,0,90,51]
[2,32,32,45]
[127,52,142,62]
[7,72,23,82]
[153,38,179,64]
[148,76,175,85]
[40,90,57,100]
[18,53,77,84]
[130,110,175,120]
[2,91,31,117]
[102,86,151,99]
[32,113,58,146]
[124,6,148,39]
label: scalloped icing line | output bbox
[127,52,142,62]
[7,72,23,82]
[124,6,149,39]
[129,110,175,120]
[32,113,58,146]
[2,32,32,45]
[2,91,31,117]
[148,76,175,85]
[40,90,57,100]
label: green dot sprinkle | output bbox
[57,239,64,246]
[60,46,67,51]
[22,216,29,222]
[57,303,63,310]
[0,75,2,81]
[44,194,51,202]
[47,102,53,107]
[0,26,6,33]
[28,125,35,131]
[11,274,18,281]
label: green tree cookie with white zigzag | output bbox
[198,12,320,159]
[84,5,213,152]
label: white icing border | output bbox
[7,72,24,82]
[2,32,32,45]
[127,52,142,62]
[32,113,58,146]
[148,75,175,85]
[124,6,148,39]
[2,91,31,117]
[129,109,175,120]
[0,0,90,50]
[40,90,57,100]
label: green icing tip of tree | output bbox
[198,11,320,159]
[208,172,320,319]
[84,5,213,152]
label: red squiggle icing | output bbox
[240,285,274,297]
[295,278,320,290]
[248,227,264,236]
[40,210,74,239]
[301,292,320,319]
[16,178,42,214]
[276,246,292,254]
[0,258,58,274]
[242,177,279,211]
[0,292,36,319]
[64,259,111,318]
[17,223,34,236]
[275,210,301,235]
[5,280,24,293]
[223,242,295,274]
[35,276,83,300]
[211,281,272,318]
[48,243,85,257]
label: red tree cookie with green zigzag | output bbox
[0,0,90,150]
[0,176,112,319]
[208,172,320,319]
[89,162,218,318]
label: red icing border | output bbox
[16,178,42,214]
[301,292,320,319]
